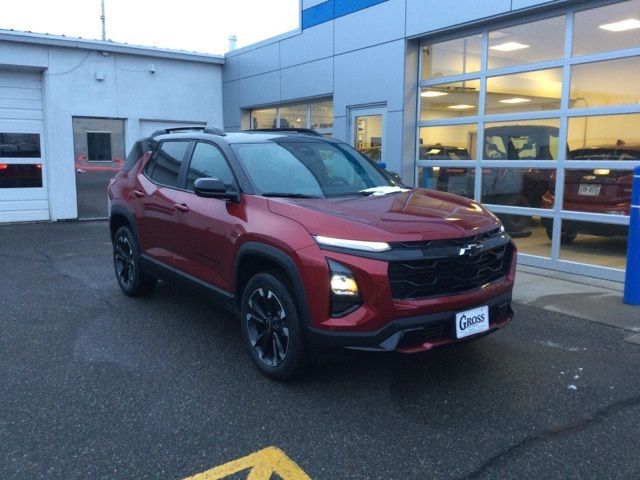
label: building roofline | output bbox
[0,28,225,65]
[225,28,301,57]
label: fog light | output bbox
[327,259,362,317]
[330,274,359,296]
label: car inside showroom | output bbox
[416,0,639,281]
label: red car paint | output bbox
[109,131,515,354]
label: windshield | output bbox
[231,141,396,198]
[484,127,559,160]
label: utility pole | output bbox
[100,0,106,41]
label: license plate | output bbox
[578,184,601,196]
[455,306,489,339]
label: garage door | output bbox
[0,69,48,223]
[139,120,205,139]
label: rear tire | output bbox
[545,226,577,245]
[113,226,156,296]
[497,194,531,237]
[240,271,308,381]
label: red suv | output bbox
[108,127,516,380]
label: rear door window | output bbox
[144,140,190,188]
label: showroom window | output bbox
[250,98,333,136]
[417,0,640,280]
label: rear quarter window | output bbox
[123,139,156,172]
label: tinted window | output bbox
[0,163,43,188]
[124,139,156,172]
[146,141,189,187]
[186,142,234,191]
[87,132,112,161]
[0,133,40,158]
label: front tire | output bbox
[240,271,308,381]
[113,226,156,296]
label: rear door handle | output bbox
[174,203,190,213]
[132,190,145,198]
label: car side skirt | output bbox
[141,254,237,313]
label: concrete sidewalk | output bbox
[514,265,640,344]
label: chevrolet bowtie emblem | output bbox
[459,242,482,256]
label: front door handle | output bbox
[174,203,190,213]
[132,190,145,198]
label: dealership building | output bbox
[1,0,639,282]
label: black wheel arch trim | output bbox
[109,205,141,246]
[235,242,312,327]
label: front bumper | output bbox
[305,291,513,353]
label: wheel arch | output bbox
[235,242,311,326]
[109,205,141,246]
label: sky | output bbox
[1,0,300,54]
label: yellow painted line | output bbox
[183,446,311,480]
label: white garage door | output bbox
[0,69,48,223]
[139,120,206,139]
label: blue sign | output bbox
[302,0,389,29]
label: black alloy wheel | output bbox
[246,287,290,367]
[113,226,156,296]
[240,272,307,380]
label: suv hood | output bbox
[268,188,501,242]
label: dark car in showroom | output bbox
[540,144,637,243]
[108,127,516,380]
[421,126,558,236]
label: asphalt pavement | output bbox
[1,220,640,479]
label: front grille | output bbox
[388,234,513,300]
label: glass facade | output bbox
[418,1,640,278]
[251,98,333,136]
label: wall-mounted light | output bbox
[149,64,156,74]
[95,71,105,81]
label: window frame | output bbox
[143,139,194,190]
[183,140,239,194]
[416,1,640,281]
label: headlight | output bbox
[314,235,390,252]
[327,259,362,317]
[330,274,359,296]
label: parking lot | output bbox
[2,221,640,479]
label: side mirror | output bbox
[194,177,240,202]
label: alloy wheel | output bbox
[114,234,135,288]
[245,287,290,367]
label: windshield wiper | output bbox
[261,192,321,198]
[357,186,410,196]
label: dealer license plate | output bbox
[455,305,489,339]
[578,184,601,196]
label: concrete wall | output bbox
[0,40,223,220]
[223,0,578,181]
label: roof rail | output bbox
[244,128,322,136]
[151,126,227,137]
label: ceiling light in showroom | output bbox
[489,41,530,52]
[599,18,640,32]
[499,97,531,104]
[421,91,449,97]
